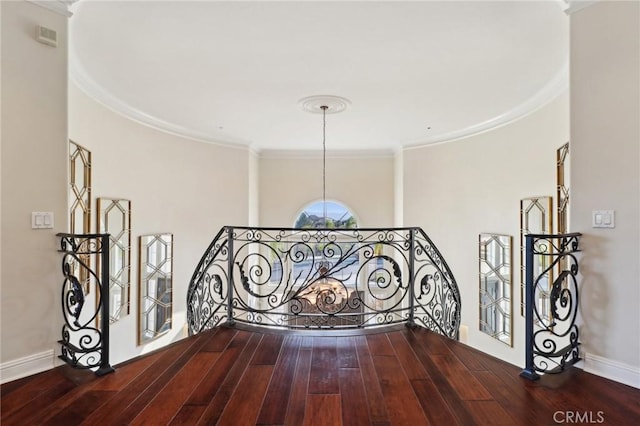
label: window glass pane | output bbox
[294,201,357,228]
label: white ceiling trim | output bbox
[69,56,249,151]
[72,55,568,152]
[403,60,569,151]
[70,2,568,154]
[27,0,77,17]
[259,149,394,160]
[562,0,601,15]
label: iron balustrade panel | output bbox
[187,227,461,338]
[413,229,462,339]
[57,233,114,376]
[186,227,230,334]
[521,233,581,380]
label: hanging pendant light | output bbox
[297,95,352,308]
[298,94,351,228]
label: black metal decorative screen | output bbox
[521,233,581,379]
[187,227,461,339]
[58,233,114,376]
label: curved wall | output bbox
[70,86,396,366]
[69,84,250,364]
[70,86,568,368]
[403,93,570,366]
[259,153,395,229]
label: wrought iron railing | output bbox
[521,233,582,380]
[187,227,461,338]
[57,233,114,376]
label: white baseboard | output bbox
[0,350,55,384]
[579,352,640,389]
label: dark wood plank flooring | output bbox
[2,325,639,425]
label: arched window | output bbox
[294,200,358,229]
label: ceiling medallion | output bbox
[298,95,351,114]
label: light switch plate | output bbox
[32,212,54,229]
[592,210,615,228]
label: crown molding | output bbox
[27,1,78,18]
[560,0,601,15]
[72,49,567,154]
[259,149,394,160]
[403,60,568,151]
[71,54,397,157]
[70,13,568,154]
[69,58,250,152]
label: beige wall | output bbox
[403,93,569,366]
[258,153,394,228]
[394,150,404,227]
[571,1,640,375]
[1,2,68,369]
[248,150,260,226]
[69,85,250,363]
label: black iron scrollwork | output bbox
[64,263,85,327]
[57,233,114,376]
[521,233,582,380]
[187,227,461,339]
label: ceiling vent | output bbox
[36,25,57,47]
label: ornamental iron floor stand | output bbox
[187,227,462,339]
[521,233,582,380]
[57,233,114,376]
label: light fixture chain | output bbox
[322,105,328,228]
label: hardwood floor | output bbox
[2,325,639,425]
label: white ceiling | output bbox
[69,1,569,153]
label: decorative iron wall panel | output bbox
[58,233,114,376]
[521,233,581,379]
